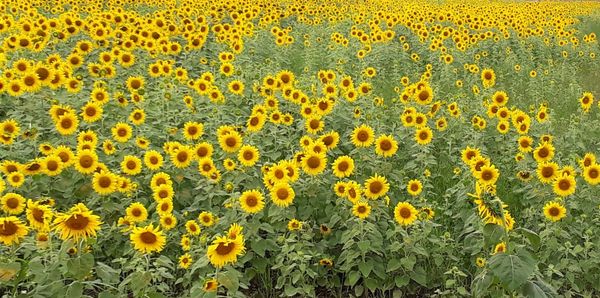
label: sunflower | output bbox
[194,142,214,160]
[238,145,260,167]
[81,101,103,123]
[476,257,486,268]
[345,181,362,203]
[406,179,423,196]
[537,162,558,184]
[179,253,193,269]
[414,85,433,105]
[476,165,499,186]
[24,200,52,232]
[461,146,481,164]
[553,175,576,197]
[130,224,166,254]
[198,211,215,227]
[394,202,418,226]
[301,151,327,175]
[206,235,245,268]
[92,171,117,195]
[185,220,201,236]
[53,203,102,241]
[352,201,371,219]
[218,131,243,153]
[126,202,148,223]
[0,217,29,245]
[121,155,142,175]
[287,219,303,231]
[517,136,533,153]
[160,214,178,230]
[583,164,600,185]
[112,122,133,143]
[239,189,265,214]
[415,127,433,145]
[153,184,174,202]
[533,143,554,163]
[246,113,266,132]
[543,201,567,222]
[494,242,507,254]
[126,76,144,93]
[198,158,216,177]
[491,91,508,107]
[171,146,193,169]
[332,155,354,178]
[374,134,398,157]
[351,125,374,147]
[364,174,389,199]
[156,198,174,216]
[55,113,79,135]
[183,121,204,140]
[270,183,295,207]
[129,109,146,126]
[6,172,25,188]
[143,150,164,170]
[481,68,496,88]
[1,193,26,215]
[203,279,219,292]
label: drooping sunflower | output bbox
[553,175,576,197]
[53,203,102,241]
[352,201,371,219]
[350,124,375,147]
[239,189,265,214]
[0,216,29,245]
[203,278,219,292]
[406,179,423,196]
[332,155,354,178]
[363,174,389,199]
[375,134,398,157]
[206,235,245,268]
[130,223,166,254]
[394,202,418,226]
[543,201,567,222]
[238,145,260,167]
[270,183,295,207]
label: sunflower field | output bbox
[0,0,600,297]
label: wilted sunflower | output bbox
[130,223,166,254]
[53,203,102,241]
[206,235,245,268]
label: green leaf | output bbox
[472,270,493,296]
[483,224,505,246]
[410,266,427,286]
[66,281,84,297]
[218,270,240,292]
[357,241,370,253]
[387,258,401,272]
[521,277,557,298]
[284,284,298,296]
[401,255,416,271]
[489,253,535,291]
[395,275,410,288]
[347,270,361,286]
[359,260,373,277]
[516,228,541,249]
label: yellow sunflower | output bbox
[351,125,374,147]
[352,201,371,219]
[239,189,265,214]
[375,134,398,157]
[206,235,245,268]
[301,152,327,176]
[130,223,166,254]
[26,200,53,231]
[364,174,389,199]
[406,179,423,196]
[543,201,567,222]
[0,216,29,245]
[126,202,148,223]
[332,155,354,178]
[237,145,260,167]
[553,175,576,197]
[1,193,26,215]
[270,183,295,207]
[394,202,418,226]
[53,203,102,241]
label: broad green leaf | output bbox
[489,253,535,291]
